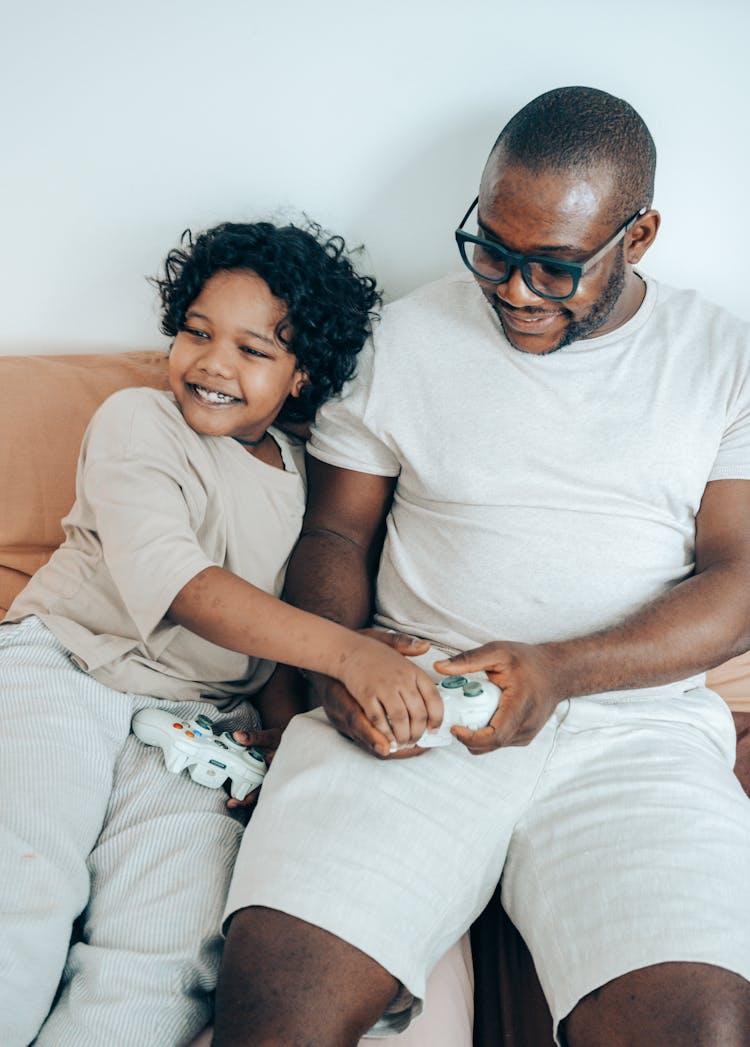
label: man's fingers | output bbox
[452,694,536,751]
[362,629,431,656]
[226,784,261,810]
[231,727,282,750]
[381,743,429,761]
[433,645,497,676]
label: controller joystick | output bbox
[416,674,501,748]
[132,708,267,799]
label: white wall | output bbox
[2,0,748,355]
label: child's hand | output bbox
[225,726,282,810]
[335,634,443,752]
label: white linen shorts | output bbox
[224,651,750,1044]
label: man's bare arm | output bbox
[441,478,750,751]
[284,455,395,627]
[284,456,432,755]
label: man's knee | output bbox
[563,962,750,1047]
[213,906,399,1047]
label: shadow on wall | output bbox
[349,108,511,303]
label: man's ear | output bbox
[626,209,660,264]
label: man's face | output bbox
[475,157,637,355]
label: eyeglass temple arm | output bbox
[457,196,479,230]
[580,207,649,271]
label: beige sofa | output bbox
[2,349,749,1046]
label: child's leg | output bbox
[0,618,131,1047]
[34,697,258,1047]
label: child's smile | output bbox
[188,383,244,406]
[168,269,306,446]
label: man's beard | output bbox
[499,248,627,355]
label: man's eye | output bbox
[536,261,571,279]
[475,243,508,267]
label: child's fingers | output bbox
[320,677,396,757]
[417,671,444,733]
[352,717,397,757]
[366,696,408,747]
[393,670,442,742]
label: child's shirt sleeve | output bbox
[78,389,216,641]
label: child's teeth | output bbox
[196,386,235,403]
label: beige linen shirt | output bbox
[6,388,306,709]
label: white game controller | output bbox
[132,708,267,800]
[416,674,501,748]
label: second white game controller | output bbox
[132,708,267,800]
[416,673,501,748]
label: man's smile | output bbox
[494,302,563,332]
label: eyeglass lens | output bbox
[468,241,576,298]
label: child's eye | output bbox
[239,345,269,359]
[181,325,209,340]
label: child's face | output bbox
[168,269,306,443]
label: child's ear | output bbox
[291,369,309,398]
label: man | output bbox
[214,87,750,1046]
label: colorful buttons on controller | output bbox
[441,675,467,689]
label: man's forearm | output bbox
[546,561,750,700]
[253,663,309,730]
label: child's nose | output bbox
[198,341,234,376]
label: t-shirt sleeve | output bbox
[709,338,750,482]
[79,391,216,640]
[307,339,401,476]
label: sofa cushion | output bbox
[0,350,169,613]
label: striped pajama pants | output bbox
[0,616,260,1047]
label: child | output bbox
[0,220,442,1047]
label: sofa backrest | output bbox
[1,350,170,612]
[1,349,749,711]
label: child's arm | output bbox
[167,566,442,754]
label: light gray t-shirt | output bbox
[309,274,750,694]
[6,388,306,708]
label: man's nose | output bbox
[494,266,544,308]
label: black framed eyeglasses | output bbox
[455,197,646,302]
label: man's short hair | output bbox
[490,86,656,223]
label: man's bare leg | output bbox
[563,962,750,1047]
[213,907,401,1047]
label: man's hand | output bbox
[225,727,283,810]
[434,641,564,753]
[311,630,435,759]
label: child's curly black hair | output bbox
[154,220,381,424]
